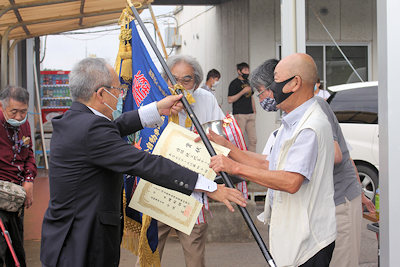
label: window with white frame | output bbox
[278,44,369,88]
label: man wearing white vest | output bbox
[209,53,336,267]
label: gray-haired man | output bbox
[157,55,226,267]
[0,85,37,267]
[250,58,376,267]
[40,57,246,267]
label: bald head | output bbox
[275,53,317,86]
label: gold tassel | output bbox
[117,3,162,266]
[119,44,133,82]
[168,84,196,128]
[138,215,161,267]
[115,7,134,82]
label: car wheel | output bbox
[357,164,379,202]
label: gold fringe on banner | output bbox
[116,3,161,267]
[122,192,161,267]
[138,215,161,267]
[121,190,141,254]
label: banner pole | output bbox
[126,2,276,266]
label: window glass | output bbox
[326,46,368,87]
[306,46,323,82]
[328,86,378,124]
[278,45,368,88]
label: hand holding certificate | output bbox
[129,122,236,235]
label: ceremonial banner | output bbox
[115,10,170,267]
[130,123,230,234]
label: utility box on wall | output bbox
[165,27,182,48]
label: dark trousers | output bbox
[0,210,26,267]
[300,241,335,267]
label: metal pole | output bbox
[33,48,48,169]
[148,4,168,59]
[126,2,275,266]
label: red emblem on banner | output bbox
[132,70,151,106]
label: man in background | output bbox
[0,86,37,267]
[201,69,221,97]
[228,62,257,152]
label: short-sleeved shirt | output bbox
[228,78,254,115]
[315,97,361,205]
[178,88,224,130]
[267,98,319,204]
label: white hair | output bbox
[163,55,203,87]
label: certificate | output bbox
[152,122,230,180]
[129,122,230,234]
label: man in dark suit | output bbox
[40,58,246,267]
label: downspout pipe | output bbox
[1,27,12,89]
[8,38,22,85]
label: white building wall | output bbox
[174,0,376,153]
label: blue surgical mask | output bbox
[104,89,123,120]
[314,84,318,92]
[260,97,277,111]
[3,112,27,127]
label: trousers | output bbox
[300,241,335,267]
[0,210,26,267]
[157,222,208,267]
[235,113,257,152]
[330,195,362,267]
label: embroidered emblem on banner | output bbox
[133,70,151,106]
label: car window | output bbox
[328,86,378,124]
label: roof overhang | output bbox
[0,0,227,41]
[153,0,229,4]
[0,0,153,41]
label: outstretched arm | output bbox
[203,130,268,170]
[206,184,247,212]
[210,155,304,194]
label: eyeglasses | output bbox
[256,89,266,98]
[172,75,194,86]
[256,87,273,98]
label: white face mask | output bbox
[4,112,27,127]
[213,80,220,87]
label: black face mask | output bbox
[270,76,296,104]
[241,73,249,80]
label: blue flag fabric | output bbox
[121,20,171,253]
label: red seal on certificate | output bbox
[183,205,192,217]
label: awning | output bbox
[0,0,227,41]
[0,0,154,41]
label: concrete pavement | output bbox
[25,218,378,267]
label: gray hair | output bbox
[69,57,112,102]
[163,55,203,87]
[249,59,279,90]
[0,85,29,107]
